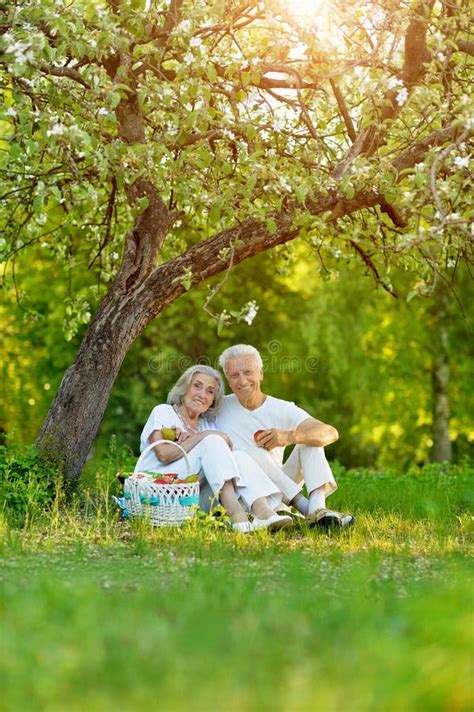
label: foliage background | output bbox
[2,240,473,471]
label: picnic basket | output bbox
[124,440,200,527]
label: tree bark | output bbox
[431,286,452,463]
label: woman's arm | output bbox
[149,429,212,464]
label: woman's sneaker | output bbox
[251,513,293,532]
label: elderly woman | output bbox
[136,365,292,532]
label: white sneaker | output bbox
[231,521,254,533]
[251,513,293,532]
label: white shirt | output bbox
[215,394,310,466]
[137,403,216,472]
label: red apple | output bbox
[254,430,266,442]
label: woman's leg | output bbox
[219,480,248,523]
[250,497,278,520]
[193,435,250,524]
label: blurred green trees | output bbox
[3,242,472,470]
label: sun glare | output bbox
[283,0,342,49]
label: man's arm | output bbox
[256,417,339,451]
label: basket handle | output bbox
[134,438,192,476]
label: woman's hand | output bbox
[175,428,193,445]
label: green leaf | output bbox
[266,218,277,235]
[110,92,121,109]
[206,65,218,83]
[415,173,425,189]
[241,71,251,88]
[343,183,355,199]
[295,185,307,204]
[246,125,257,141]
[137,196,150,213]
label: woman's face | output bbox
[182,373,218,416]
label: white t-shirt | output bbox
[215,394,310,466]
[136,403,216,472]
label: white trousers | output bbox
[245,445,337,504]
[152,434,283,512]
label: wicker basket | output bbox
[124,440,200,527]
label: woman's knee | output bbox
[201,433,231,451]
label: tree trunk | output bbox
[431,287,452,463]
[36,292,152,478]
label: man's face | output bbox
[224,356,263,403]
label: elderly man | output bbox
[216,344,354,528]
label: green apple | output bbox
[161,427,176,441]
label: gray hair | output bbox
[167,364,225,419]
[218,344,263,372]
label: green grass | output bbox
[0,466,473,712]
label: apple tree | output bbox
[0,0,472,477]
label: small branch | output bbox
[38,63,91,88]
[455,39,474,56]
[348,239,398,297]
[329,78,356,142]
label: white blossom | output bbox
[6,107,16,117]
[395,86,408,106]
[243,300,258,325]
[189,37,202,48]
[176,20,192,34]
[387,76,403,90]
[454,156,469,169]
[183,52,194,64]
[279,177,291,192]
[273,116,285,131]
[46,123,66,137]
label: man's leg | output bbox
[244,447,302,505]
[282,444,337,514]
[282,445,354,527]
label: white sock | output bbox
[291,493,309,515]
[308,489,326,515]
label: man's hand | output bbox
[254,429,294,450]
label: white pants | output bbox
[151,434,283,512]
[246,445,337,504]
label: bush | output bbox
[0,443,63,527]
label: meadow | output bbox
[0,463,473,712]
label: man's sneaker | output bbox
[306,508,355,529]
